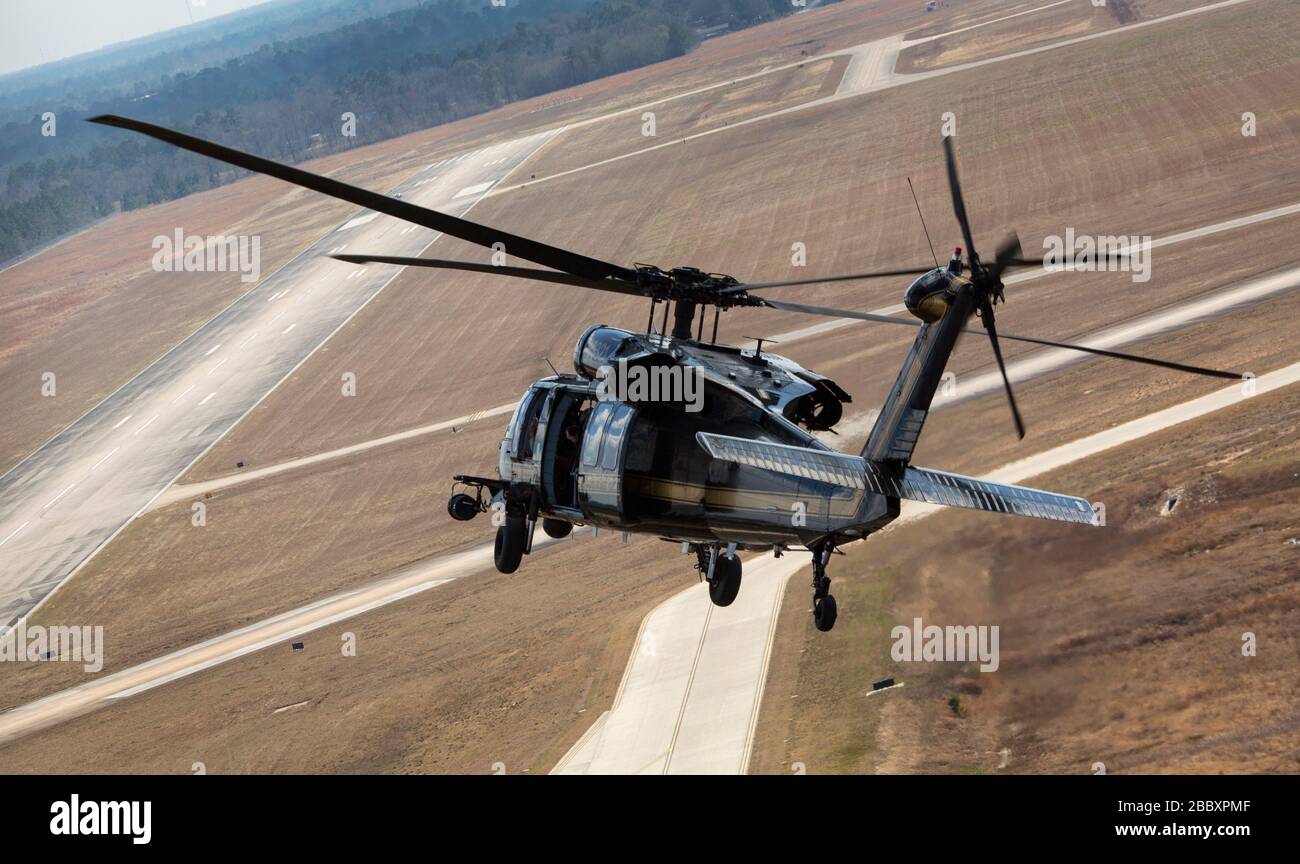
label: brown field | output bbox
[0,529,689,774]
[513,56,845,181]
[903,0,1065,41]
[0,421,501,712]
[897,0,1222,73]
[2,0,1299,772]
[749,382,1300,775]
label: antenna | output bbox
[543,355,559,376]
[907,176,940,268]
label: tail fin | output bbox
[861,280,976,464]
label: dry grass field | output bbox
[750,383,1300,775]
[896,0,1222,73]
[512,56,845,180]
[0,530,687,774]
[2,0,1298,773]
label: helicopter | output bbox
[89,115,1243,632]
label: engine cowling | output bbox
[904,268,956,323]
[782,378,850,431]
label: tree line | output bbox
[1,0,812,265]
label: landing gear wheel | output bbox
[447,493,479,522]
[494,515,527,574]
[813,594,838,632]
[708,553,742,607]
[542,518,572,539]
[809,543,836,631]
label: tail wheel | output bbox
[494,515,527,574]
[813,594,838,632]
[708,554,742,607]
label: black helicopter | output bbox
[90,116,1242,632]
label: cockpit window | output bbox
[513,389,546,460]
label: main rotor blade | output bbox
[760,298,930,327]
[330,254,644,295]
[721,266,935,294]
[977,328,1244,379]
[979,300,1026,440]
[1004,246,1147,270]
[987,232,1023,287]
[760,298,1245,379]
[943,136,977,263]
[88,114,637,284]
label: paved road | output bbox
[0,129,559,628]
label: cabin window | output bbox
[581,401,615,467]
[600,404,634,470]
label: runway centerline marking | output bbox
[172,385,195,404]
[199,392,216,407]
[0,522,29,548]
[43,484,76,510]
[110,415,132,430]
[204,344,222,357]
[89,448,120,473]
[207,359,227,375]
[134,415,158,436]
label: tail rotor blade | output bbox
[943,136,977,264]
[980,300,1026,440]
[990,232,1023,283]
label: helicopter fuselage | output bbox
[480,325,898,553]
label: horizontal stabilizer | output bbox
[865,464,1098,525]
[696,433,867,489]
[696,432,1098,526]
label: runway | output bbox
[0,128,559,628]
